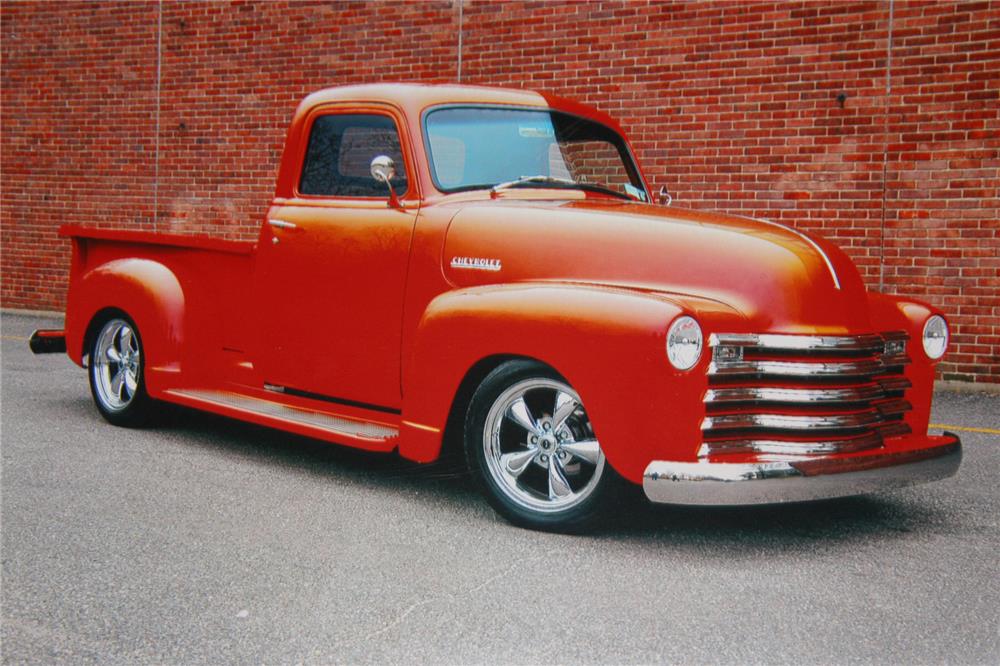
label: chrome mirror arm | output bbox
[370,155,402,209]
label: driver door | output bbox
[252,109,417,411]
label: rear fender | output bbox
[66,258,185,394]
[399,283,712,483]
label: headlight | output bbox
[922,315,948,360]
[667,316,703,370]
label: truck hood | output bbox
[441,198,872,332]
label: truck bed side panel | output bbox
[63,228,255,396]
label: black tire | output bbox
[464,359,633,533]
[87,313,155,427]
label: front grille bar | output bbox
[701,398,911,433]
[700,422,912,458]
[709,357,909,378]
[704,378,912,406]
[710,332,888,353]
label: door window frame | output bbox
[292,103,419,204]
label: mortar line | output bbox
[878,0,894,292]
[457,0,463,83]
[153,0,163,229]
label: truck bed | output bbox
[61,224,256,383]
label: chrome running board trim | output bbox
[165,388,399,441]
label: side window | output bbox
[299,114,408,197]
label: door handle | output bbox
[268,219,297,230]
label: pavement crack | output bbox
[349,548,559,645]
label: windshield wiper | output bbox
[491,175,577,193]
[490,175,636,201]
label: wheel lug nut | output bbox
[543,423,551,431]
[540,454,549,463]
[557,450,566,460]
[530,436,538,444]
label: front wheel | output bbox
[88,315,154,427]
[464,360,629,533]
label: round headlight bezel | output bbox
[666,315,703,371]
[922,315,949,360]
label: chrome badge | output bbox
[451,256,502,272]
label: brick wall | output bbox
[2,0,997,383]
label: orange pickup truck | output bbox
[32,84,960,532]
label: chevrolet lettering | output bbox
[451,257,502,272]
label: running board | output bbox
[163,388,399,448]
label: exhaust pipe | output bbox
[29,329,67,354]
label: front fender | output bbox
[867,291,945,439]
[399,283,728,483]
[66,258,185,394]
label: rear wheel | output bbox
[88,315,154,427]
[464,360,628,533]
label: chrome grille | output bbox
[700,332,911,458]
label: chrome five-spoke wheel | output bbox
[88,314,153,426]
[93,319,140,411]
[465,360,624,533]
[484,378,605,512]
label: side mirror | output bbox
[370,155,401,209]
[658,185,673,206]
[370,154,396,183]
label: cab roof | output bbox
[295,83,621,129]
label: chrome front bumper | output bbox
[642,434,961,506]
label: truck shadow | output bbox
[616,495,937,544]
[155,402,951,550]
[157,403,473,482]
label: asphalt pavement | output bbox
[2,312,998,664]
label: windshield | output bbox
[424,107,648,201]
